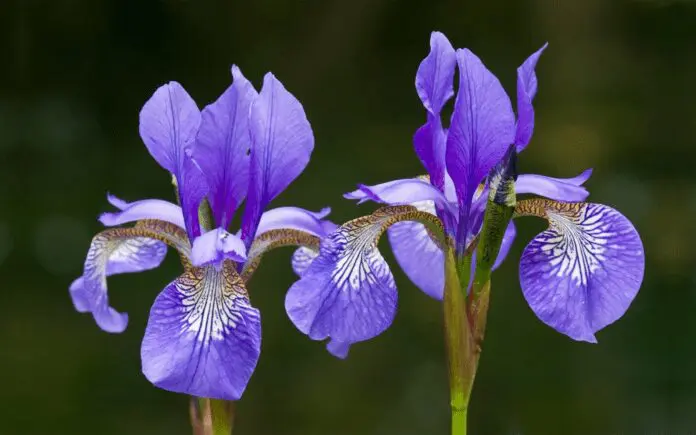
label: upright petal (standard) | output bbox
[446,49,515,249]
[139,82,207,239]
[241,74,314,247]
[194,66,258,228]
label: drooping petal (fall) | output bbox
[190,228,247,267]
[285,206,444,355]
[241,74,314,247]
[326,340,351,359]
[387,200,444,300]
[516,200,644,342]
[516,169,592,202]
[71,222,189,333]
[70,238,166,314]
[141,262,261,400]
[514,43,548,150]
[139,82,207,239]
[291,246,319,277]
[194,66,258,228]
[446,49,515,249]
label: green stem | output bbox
[191,397,235,435]
[452,406,467,435]
[443,248,476,435]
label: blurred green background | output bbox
[1,0,692,434]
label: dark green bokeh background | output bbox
[1,0,693,433]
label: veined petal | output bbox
[194,66,258,228]
[387,200,444,300]
[241,74,314,247]
[139,82,207,240]
[515,43,548,151]
[446,49,515,249]
[414,120,448,191]
[141,262,261,400]
[414,32,456,190]
[255,206,332,239]
[344,178,456,218]
[291,246,319,277]
[72,222,189,333]
[69,237,166,313]
[516,170,592,202]
[99,196,186,229]
[416,31,456,115]
[191,228,247,267]
[285,206,444,353]
[516,200,644,342]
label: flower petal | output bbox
[344,178,456,217]
[446,49,515,248]
[241,74,314,247]
[326,340,351,359]
[414,121,448,191]
[515,43,548,151]
[191,228,247,267]
[516,170,592,202]
[387,200,444,300]
[255,206,332,239]
[69,236,167,313]
[414,32,456,190]
[284,220,398,347]
[291,246,320,277]
[517,201,645,342]
[416,31,456,115]
[99,196,186,229]
[492,221,516,270]
[285,206,443,354]
[141,263,261,400]
[71,228,176,333]
[194,66,258,228]
[139,82,207,239]
[241,228,321,281]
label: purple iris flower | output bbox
[284,32,644,357]
[69,66,332,400]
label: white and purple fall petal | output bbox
[516,199,644,342]
[141,262,261,400]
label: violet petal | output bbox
[515,43,548,151]
[519,202,644,342]
[516,170,592,202]
[194,66,258,228]
[139,82,207,239]
[141,263,261,400]
[446,49,515,248]
[241,74,314,247]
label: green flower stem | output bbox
[191,398,236,435]
[443,247,477,435]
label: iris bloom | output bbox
[285,32,645,357]
[70,67,331,400]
